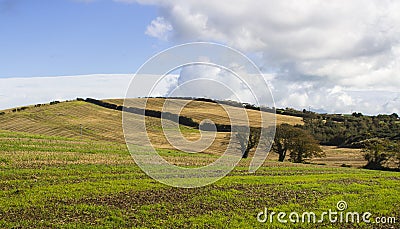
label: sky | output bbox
[1,0,400,115]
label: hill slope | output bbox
[105,98,304,126]
[0,98,302,140]
[0,98,307,156]
[0,101,125,143]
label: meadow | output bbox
[0,100,399,228]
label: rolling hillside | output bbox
[0,98,365,166]
[0,100,124,143]
[105,98,304,126]
[0,98,303,154]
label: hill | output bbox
[0,98,303,154]
[104,98,303,126]
[0,100,124,143]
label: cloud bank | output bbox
[123,0,400,114]
[0,74,172,110]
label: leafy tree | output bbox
[272,124,298,162]
[235,127,261,158]
[288,130,324,163]
[352,112,363,117]
[272,124,324,163]
[362,139,398,170]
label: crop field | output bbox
[0,99,302,155]
[0,100,399,228]
[105,98,304,126]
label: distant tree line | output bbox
[148,97,278,114]
[11,107,28,112]
[1,100,63,115]
[300,113,400,147]
[83,98,199,128]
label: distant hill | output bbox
[0,98,303,154]
[103,98,303,126]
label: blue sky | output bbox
[0,0,164,77]
[0,0,399,114]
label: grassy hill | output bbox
[0,98,304,155]
[0,100,124,143]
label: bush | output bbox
[50,101,60,105]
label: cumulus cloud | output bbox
[145,17,173,41]
[121,0,400,114]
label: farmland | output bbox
[0,99,399,228]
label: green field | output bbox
[0,100,399,228]
[0,130,399,228]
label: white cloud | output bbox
[167,64,256,104]
[121,0,400,114]
[145,17,173,41]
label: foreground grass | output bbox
[0,130,399,228]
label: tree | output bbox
[272,124,297,162]
[390,113,399,120]
[272,124,324,163]
[235,127,261,158]
[289,133,324,163]
[363,139,398,170]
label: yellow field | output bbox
[106,98,304,126]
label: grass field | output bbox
[0,100,399,228]
[0,130,399,228]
